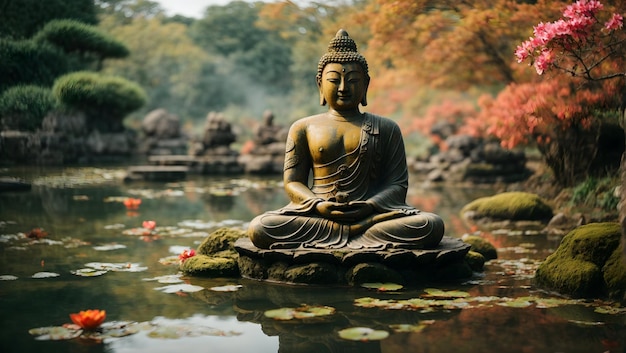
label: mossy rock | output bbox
[284,263,341,285]
[346,262,405,286]
[197,227,246,255]
[602,244,626,302]
[180,254,239,277]
[460,191,553,221]
[534,222,624,300]
[465,251,486,272]
[462,235,497,260]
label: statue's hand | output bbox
[315,200,373,222]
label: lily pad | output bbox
[154,284,204,294]
[158,255,180,265]
[29,326,82,340]
[264,305,336,322]
[0,275,18,280]
[422,288,470,299]
[389,321,434,333]
[361,283,404,291]
[31,272,60,279]
[71,268,108,277]
[338,327,389,341]
[147,324,241,339]
[143,274,184,284]
[84,262,148,272]
[93,243,126,251]
[210,284,242,292]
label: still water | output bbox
[0,166,624,353]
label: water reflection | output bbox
[0,167,624,353]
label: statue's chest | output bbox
[307,124,362,165]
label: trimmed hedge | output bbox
[34,20,129,59]
[0,39,69,92]
[0,85,57,131]
[53,71,147,118]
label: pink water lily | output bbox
[142,220,156,230]
[179,249,196,262]
[69,309,106,331]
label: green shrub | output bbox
[0,85,57,131]
[53,71,147,119]
[0,39,69,92]
[34,20,129,59]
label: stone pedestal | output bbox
[235,237,472,286]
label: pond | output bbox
[0,166,624,353]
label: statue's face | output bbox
[320,62,367,111]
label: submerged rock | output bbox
[534,222,626,302]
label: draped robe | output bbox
[248,113,444,250]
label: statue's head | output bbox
[317,29,369,107]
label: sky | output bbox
[154,0,239,18]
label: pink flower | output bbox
[534,49,555,75]
[142,220,156,230]
[564,0,603,19]
[179,249,196,262]
[604,13,623,31]
[515,40,534,63]
[69,310,106,331]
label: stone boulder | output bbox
[139,109,188,156]
[534,222,626,302]
[461,191,553,230]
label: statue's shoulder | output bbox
[364,112,400,130]
[290,113,327,128]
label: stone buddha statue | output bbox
[248,29,445,250]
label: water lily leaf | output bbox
[85,262,147,272]
[338,327,389,341]
[496,298,533,308]
[389,323,431,333]
[210,284,242,292]
[0,275,18,280]
[93,243,126,251]
[422,288,470,299]
[361,283,403,291]
[29,326,81,340]
[568,319,605,326]
[71,268,108,277]
[143,274,184,284]
[31,272,60,279]
[594,306,626,315]
[154,284,204,293]
[264,305,336,322]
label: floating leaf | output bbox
[84,262,147,272]
[143,274,184,284]
[389,323,431,333]
[264,305,336,322]
[31,272,60,279]
[594,306,626,315]
[210,285,242,292]
[422,288,470,299]
[71,268,108,277]
[29,326,82,340]
[338,327,389,341]
[154,284,204,294]
[0,275,18,280]
[93,243,126,251]
[361,283,403,291]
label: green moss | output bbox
[284,263,340,284]
[534,257,602,298]
[465,251,486,272]
[462,235,497,260]
[197,227,246,255]
[461,191,553,221]
[602,245,626,303]
[179,254,239,277]
[562,222,621,266]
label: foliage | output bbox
[33,19,129,70]
[0,85,57,131]
[570,176,620,212]
[0,39,69,93]
[99,15,226,124]
[53,71,147,123]
[0,0,97,39]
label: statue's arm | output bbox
[283,122,320,204]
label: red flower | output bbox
[69,309,106,331]
[179,249,196,262]
[26,228,48,239]
[123,198,142,210]
[142,220,156,230]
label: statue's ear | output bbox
[361,77,370,106]
[317,78,326,106]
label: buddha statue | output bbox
[248,29,445,250]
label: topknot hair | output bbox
[316,29,369,82]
